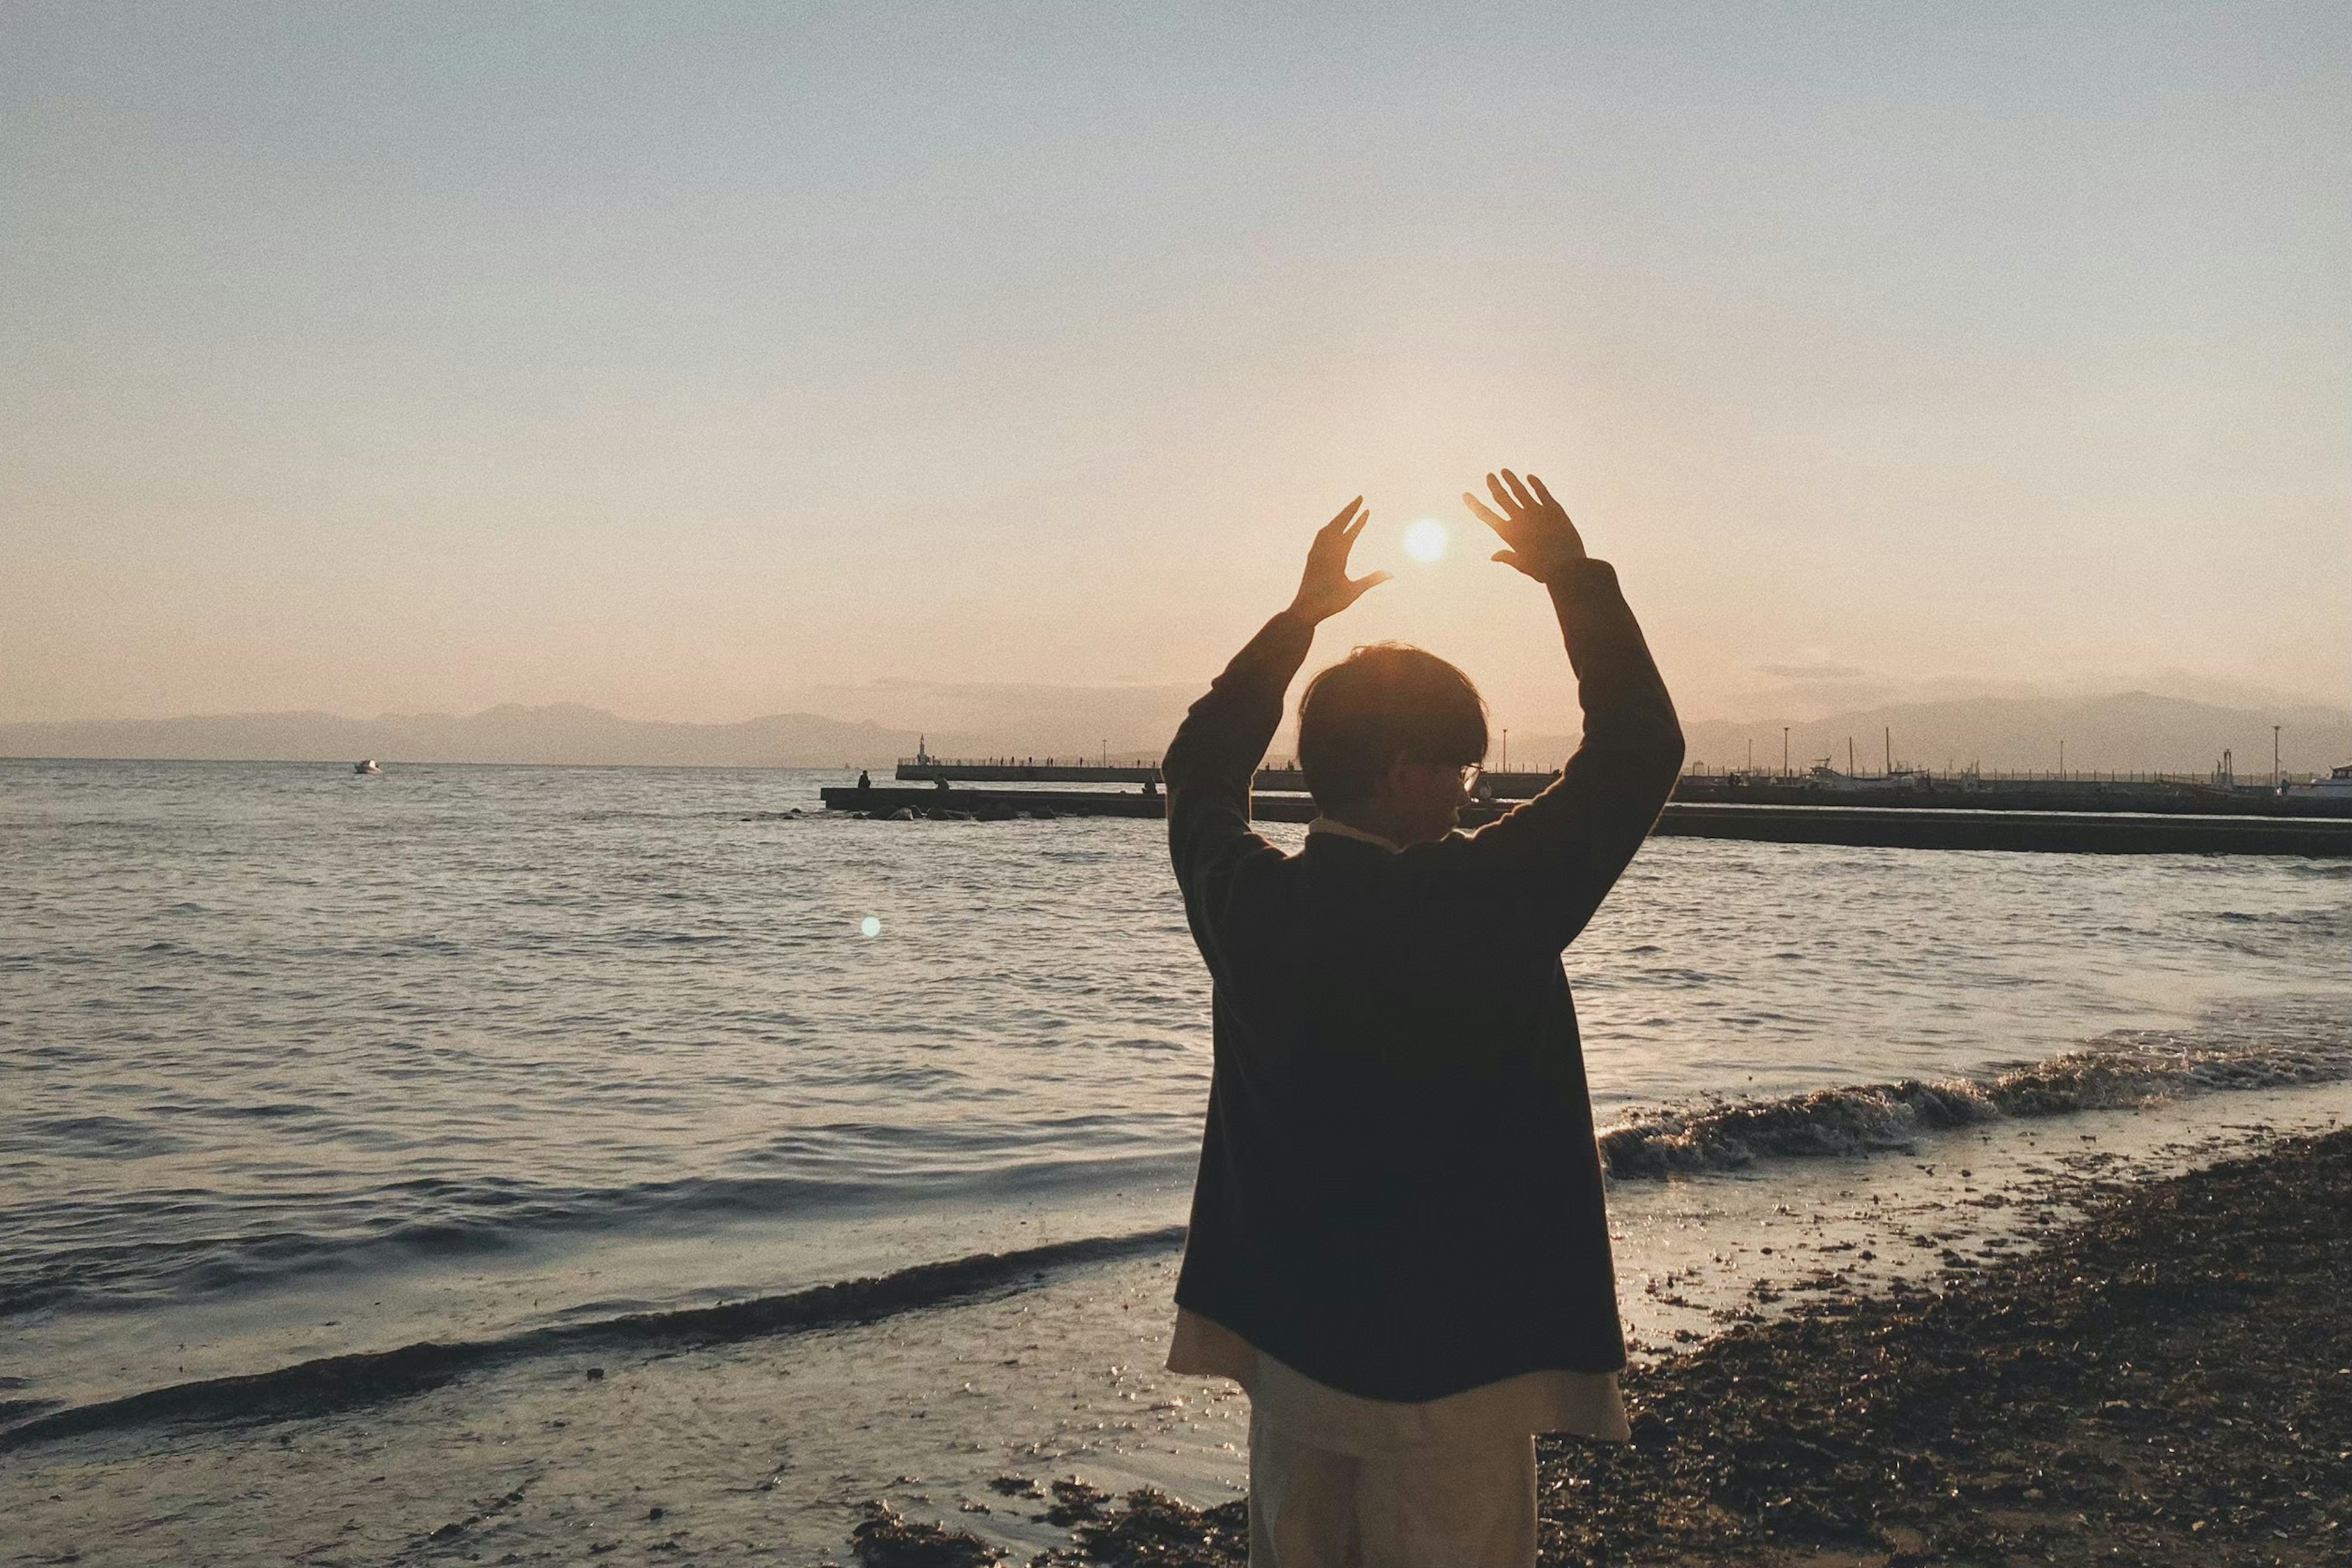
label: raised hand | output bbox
[1463,470,1588,583]
[1287,497,1392,624]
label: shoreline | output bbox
[1039,1123,2352,1567]
[0,1227,1189,1453]
[6,1099,2343,1566]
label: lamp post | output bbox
[2274,725,2282,787]
[1782,727,1790,778]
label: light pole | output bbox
[1782,727,1790,778]
[2274,725,2282,786]
[1501,728,1509,774]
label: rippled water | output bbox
[2,758,2346,1419]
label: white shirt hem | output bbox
[1167,1306,1631,1454]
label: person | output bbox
[856,769,872,791]
[1159,472,1683,1568]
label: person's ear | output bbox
[1380,752,1415,801]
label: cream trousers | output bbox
[1246,1404,1539,1568]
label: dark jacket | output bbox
[1163,560,1683,1401]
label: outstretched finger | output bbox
[1321,497,1365,534]
[1525,472,1560,513]
[1500,470,1536,512]
[1349,570,1393,597]
[1485,472,1521,514]
[1343,507,1372,543]
[1464,491,1512,535]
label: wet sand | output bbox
[1005,1123,2352,1567]
[6,1094,2344,1567]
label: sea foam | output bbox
[1599,1018,2352,1178]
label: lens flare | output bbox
[1403,519,1447,562]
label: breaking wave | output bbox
[0,1224,1188,1450]
[10,1016,2347,1449]
[1599,1015,2352,1179]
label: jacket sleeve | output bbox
[1164,608,1315,972]
[1444,559,1683,950]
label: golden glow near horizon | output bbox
[1,6,2345,738]
[1403,519,1450,564]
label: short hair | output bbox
[1297,644,1488,812]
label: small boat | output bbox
[354,760,382,775]
[1803,763,1932,793]
[2281,763,2352,797]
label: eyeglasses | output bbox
[1403,761,1484,794]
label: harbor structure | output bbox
[823,755,2352,855]
[886,757,2352,818]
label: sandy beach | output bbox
[3,1096,2342,1567]
[1005,1123,2352,1568]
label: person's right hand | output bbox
[1464,470,1588,582]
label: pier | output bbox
[897,760,1163,785]
[894,758,2352,818]
[820,783,2352,856]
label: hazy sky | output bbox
[6,2,2346,735]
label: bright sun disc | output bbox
[1403,519,1447,562]
[859,916,882,938]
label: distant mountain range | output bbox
[1518,691,2352,778]
[0,704,980,769]
[5,689,2347,775]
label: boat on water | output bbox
[2281,763,2352,797]
[1803,763,1936,793]
[353,760,382,775]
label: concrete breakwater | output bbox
[896,762,2351,818]
[1642,803,2352,856]
[820,785,2352,856]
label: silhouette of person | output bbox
[1159,476,1682,1567]
[856,769,872,791]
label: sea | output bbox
[3,757,2348,1560]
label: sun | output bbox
[1403,519,1448,562]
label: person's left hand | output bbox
[1288,497,1392,624]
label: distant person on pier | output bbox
[856,769,871,791]
[1160,473,1683,1567]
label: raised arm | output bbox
[1452,471,1683,948]
[1164,500,1390,956]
